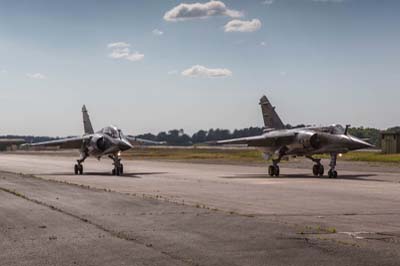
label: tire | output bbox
[119,164,124,175]
[318,165,324,176]
[312,165,319,176]
[328,170,337,178]
[112,169,116,175]
[74,164,79,175]
[79,165,83,175]
[275,166,280,177]
[268,165,275,177]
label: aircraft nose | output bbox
[120,140,133,151]
[350,137,374,150]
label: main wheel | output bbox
[78,164,83,175]
[318,165,324,176]
[274,165,280,177]
[268,165,275,177]
[328,170,338,178]
[119,164,124,175]
[74,164,79,175]
[312,165,319,176]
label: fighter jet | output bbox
[214,95,373,178]
[23,105,164,176]
[0,139,25,150]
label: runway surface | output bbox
[1,153,400,265]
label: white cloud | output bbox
[107,42,130,48]
[224,19,262,32]
[262,0,274,5]
[260,41,267,46]
[27,73,46,80]
[107,42,144,62]
[0,69,7,74]
[125,52,145,62]
[181,65,232,78]
[164,1,242,22]
[152,29,164,36]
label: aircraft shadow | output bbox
[221,173,382,182]
[37,172,166,178]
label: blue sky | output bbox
[0,0,399,136]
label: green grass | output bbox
[122,148,264,163]
[317,151,400,164]
[121,147,400,164]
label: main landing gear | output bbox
[74,153,87,175]
[307,154,338,178]
[109,154,124,176]
[307,156,324,177]
[268,156,283,177]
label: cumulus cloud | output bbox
[224,19,262,32]
[27,73,46,80]
[107,42,144,62]
[152,29,164,36]
[181,65,232,78]
[164,1,242,22]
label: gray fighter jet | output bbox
[23,105,164,176]
[0,139,25,149]
[215,95,373,178]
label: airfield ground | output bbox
[1,152,400,265]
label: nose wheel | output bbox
[112,164,124,176]
[312,164,324,176]
[74,164,83,175]
[110,154,124,176]
[328,153,338,178]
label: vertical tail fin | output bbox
[82,105,94,135]
[259,95,285,130]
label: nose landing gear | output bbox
[307,157,324,177]
[328,153,338,178]
[74,153,87,175]
[110,154,124,176]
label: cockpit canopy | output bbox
[318,124,345,135]
[99,126,125,139]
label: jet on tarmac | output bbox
[214,95,374,178]
[0,139,25,149]
[23,105,164,176]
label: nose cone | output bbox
[119,140,133,151]
[348,136,374,150]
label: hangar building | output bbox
[381,132,400,154]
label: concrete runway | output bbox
[1,153,400,265]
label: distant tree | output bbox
[348,127,381,148]
[192,130,207,143]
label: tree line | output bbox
[1,126,398,148]
[136,125,389,147]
